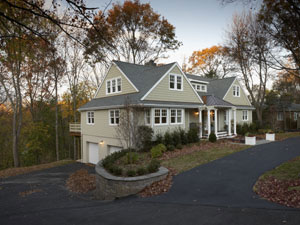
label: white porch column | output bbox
[207,108,211,136]
[214,109,218,137]
[199,108,202,138]
[151,108,154,129]
[233,108,237,135]
[228,109,232,136]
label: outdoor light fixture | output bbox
[99,140,104,145]
[195,111,199,116]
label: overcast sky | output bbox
[85,0,251,65]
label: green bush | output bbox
[167,144,175,151]
[150,144,166,158]
[137,167,147,176]
[187,127,199,143]
[163,131,174,146]
[154,133,163,145]
[102,150,128,169]
[126,152,139,164]
[171,130,181,146]
[176,143,183,149]
[137,126,153,152]
[108,165,123,176]
[178,128,188,145]
[126,169,136,177]
[209,132,217,143]
[147,159,160,173]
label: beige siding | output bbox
[224,79,251,106]
[95,65,137,98]
[144,65,202,103]
[235,109,253,124]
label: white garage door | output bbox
[108,145,122,155]
[88,143,99,164]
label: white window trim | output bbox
[154,108,169,126]
[169,73,183,91]
[106,77,122,95]
[294,112,298,121]
[86,111,95,125]
[109,109,120,126]
[242,110,248,121]
[170,109,183,124]
[145,109,151,125]
[277,112,283,121]
[192,83,207,92]
[233,85,240,97]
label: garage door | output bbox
[88,143,99,164]
[108,145,122,155]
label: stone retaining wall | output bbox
[95,162,169,200]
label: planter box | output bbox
[245,136,256,145]
[266,133,275,141]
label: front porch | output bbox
[191,106,237,139]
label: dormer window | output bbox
[192,83,207,92]
[233,85,240,97]
[169,74,183,91]
[106,77,122,94]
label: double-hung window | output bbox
[170,109,183,124]
[106,77,122,94]
[145,109,151,125]
[154,109,168,125]
[87,111,95,125]
[242,110,248,121]
[233,85,240,97]
[109,109,120,125]
[169,74,183,91]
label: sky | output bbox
[85,0,250,65]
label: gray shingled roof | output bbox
[205,95,233,107]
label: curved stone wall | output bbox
[95,162,169,200]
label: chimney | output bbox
[145,60,156,67]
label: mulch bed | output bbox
[255,177,300,208]
[66,169,96,193]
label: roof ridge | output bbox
[113,60,176,68]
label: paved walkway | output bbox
[1,137,300,225]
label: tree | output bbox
[225,11,274,126]
[84,0,181,65]
[187,45,235,78]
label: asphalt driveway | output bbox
[1,137,300,225]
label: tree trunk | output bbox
[73,87,77,160]
[255,107,263,127]
[55,77,59,161]
[12,108,19,167]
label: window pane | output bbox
[107,81,111,93]
[161,116,167,124]
[117,78,121,92]
[155,117,160,124]
[162,109,167,116]
[116,117,119,124]
[110,111,114,117]
[155,109,160,116]
[112,80,116,92]
[171,110,176,116]
[177,116,181,123]
[115,110,119,117]
[171,117,176,123]
[111,118,114,124]
[177,76,182,90]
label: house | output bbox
[77,61,254,164]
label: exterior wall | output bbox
[235,109,253,125]
[224,79,251,106]
[95,64,137,99]
[218,110,226,130]
[144,66,202,103]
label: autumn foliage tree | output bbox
[187,45,235,78]
[84,0,181,65]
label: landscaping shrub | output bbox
[108,165,123,176]
[178,128,188,145]
[176,143,183,150]
[102,150,128,169]
[126,152,139,164]
[167,144,175,151]
[187,127,199,143]
[137,167,147,176]
[126,169,136,177]
[236,124,242,135]
[137,126,153,152]
[150,144,166,158]
[171,129,181,146]
[209,132,217,143]
[154,133,163,145]
[147,159,160,173]
[163,131,174,146]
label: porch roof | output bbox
[203,95,234,108]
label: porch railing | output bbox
[69,122,81,133]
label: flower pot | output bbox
[245,136,256,145]
[266,133,275,141]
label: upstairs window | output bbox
[242,110,248,121]
[154,109,168,125]
[106,77,122,94]
[192,83,207,92]
[169,74,183,91]
[87,111,95,125]
[109,110,120,125]
[170,109,183,124]
[233,85,240,97]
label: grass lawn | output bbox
[161,142,249,174]
[0,160,75,179]
[275,132,300,141]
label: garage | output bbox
[108,145,122,155]
[88,142,99,164]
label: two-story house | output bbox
[77,60,254,164]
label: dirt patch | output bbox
[66,169,96,193]
[138,168,176,197]
[0,160,75,179]
[255,177,300,208]
[19,189,42,197]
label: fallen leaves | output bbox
[19,189,42,197]
[138,168,177,197]
[255,177,300,208]
[66,169,96,194]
